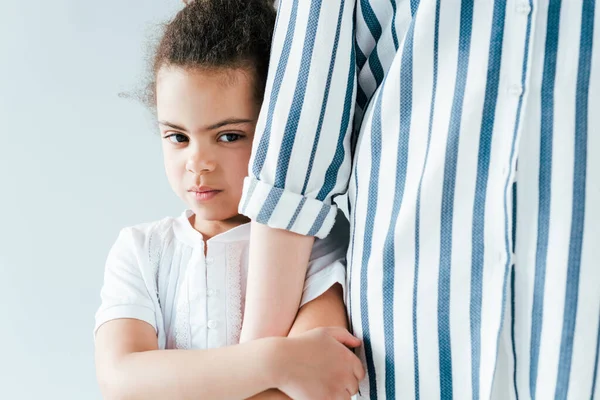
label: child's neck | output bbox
[190,213,250,243]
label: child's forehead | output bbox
[155,65,261,129]
[157,65,256,89]
[158,65,258,101]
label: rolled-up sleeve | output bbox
[239,0,357,239]
[300,211,349,306]
[94,228,157,337]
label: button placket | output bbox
[205,243,228,348]
[516,2,531,15]
[508,84,523,97]
[207,320,218,330]
[186,247,209,349]
[505,0,534,103]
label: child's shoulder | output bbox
[113,214,181,253]
[127,215,176,235]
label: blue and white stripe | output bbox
[240,1,600,398]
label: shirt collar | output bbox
[173,209,250,247]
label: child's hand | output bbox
[272,327,365,400]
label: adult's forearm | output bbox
[240,222,315,341]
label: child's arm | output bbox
[96,319,274,400]
[95,319,363,400]
[288,283,348,335]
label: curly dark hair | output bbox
[147,0,276,106]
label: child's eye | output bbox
[164,133,189,144]
[218,133,243,143]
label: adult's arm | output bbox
[240,0,357,341]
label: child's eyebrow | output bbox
[158,118,253,132]
[205,118,254,130]
[158,121,187,131]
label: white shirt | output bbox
[95,210,348,350]
[239,1,600,399]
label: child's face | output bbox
[156,66,260,223]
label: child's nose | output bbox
[185,150,216,175]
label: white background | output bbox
[0,1,183,398]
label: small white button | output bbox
[207,320,218,329]
[207,289,218,297]
[206,257,214,265]
[516,2,531,15]
[498,252,503,261]
[509,84,523,96]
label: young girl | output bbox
[93,1,364,399]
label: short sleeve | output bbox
[300,210,350,307]
[94,228,157,337]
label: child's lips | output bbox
[190,189,222,202]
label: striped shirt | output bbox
[239,1,600,399]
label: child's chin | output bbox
[189,206,235,222]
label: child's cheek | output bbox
[163,159,183,195]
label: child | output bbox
[93,1,364,399]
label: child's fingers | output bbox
[353,356,366,381]
[346,377,360,397]
[323,327,361,348]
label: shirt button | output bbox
[207,289,218,297]
[516,2,531,15]
[509,84,523,96]
[206,257,214,265]
[207,320,218,329]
